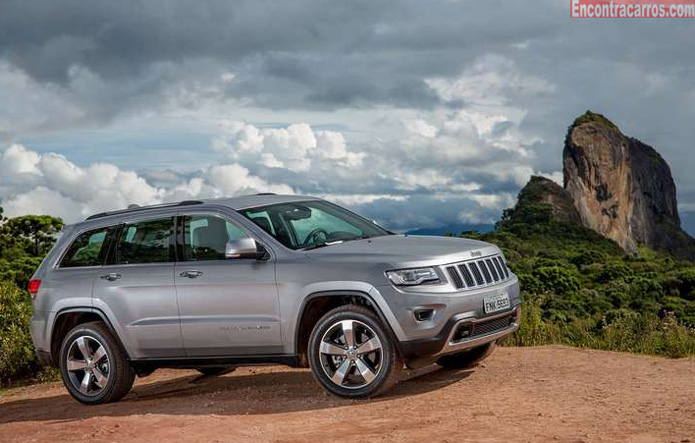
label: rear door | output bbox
[49,225,119,313]
[92,216,184,359]
[174,211,281,357]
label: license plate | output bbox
[484,293,510,314]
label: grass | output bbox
[571,110,620,132]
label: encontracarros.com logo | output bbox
[571,0,695,17]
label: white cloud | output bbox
[404,119,438,138]
[0,144,293,222]
[318,193,408,206]
[213,121,364,172]
[425,54,555,106]
[386,169,456,191]
[469,193,516,210]
[0,144,41,178]
[511,41,530,50]
[2,187,83,222]
[221,72,236,83]
[538,171,564,186]
[205,164,293,196]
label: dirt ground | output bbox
[1,346,694,443]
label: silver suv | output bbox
[29,194,521,404]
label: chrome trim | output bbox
[441,253,512,292]
[437,306,521,356]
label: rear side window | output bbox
[116,218,175,264]
[60,227,112,268]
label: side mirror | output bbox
[225,238,265,260]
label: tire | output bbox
[436,341,497,369]
[59,321,135,405]
[308,305,401,398]
[197,366,236,376]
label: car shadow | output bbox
[0,365,472,423]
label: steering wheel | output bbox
[304,228,330,246]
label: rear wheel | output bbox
[59,321,135,405]
[308,305,401,398]
[197,366,236,376]
[436,342,497,369]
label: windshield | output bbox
[241,200,391,250]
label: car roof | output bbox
[82,194,321,223]
[207,193,321,210]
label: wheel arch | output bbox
[294,290,402,367]
[50,307,130,366]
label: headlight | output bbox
[386,267,440,286]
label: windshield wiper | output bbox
[302,234,378,251]
[302,240,344,251]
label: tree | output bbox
[4,215,64,257]
[0,206,9,257]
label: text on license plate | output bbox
[483,293,511,314]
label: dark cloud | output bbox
[0,0,559,112]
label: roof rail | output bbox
[85,200,204,221]
[255,192,277,196]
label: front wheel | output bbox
[436,342,497,369]
[308,305,401,398]
[59,321,135,405]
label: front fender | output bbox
[284,282,406,356]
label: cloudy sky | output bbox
[1,0,694,234]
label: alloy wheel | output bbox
[318,319,383,389]
[65,336,110,396]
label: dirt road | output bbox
[1,346,694,443]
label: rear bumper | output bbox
[400,306,521,366]
[35,349,54,366]
[30,310,52,365]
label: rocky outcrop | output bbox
[562,111,695,259]
[516,176,582,225]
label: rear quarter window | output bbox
[60,227,114,268]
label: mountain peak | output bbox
[570,110,620,133]
[561,112,695,259]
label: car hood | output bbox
[304,234,501,268]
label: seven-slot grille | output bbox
[444,254,510,290]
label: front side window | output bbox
[116,218,174,264]
[60,227,114,268]
[183,214,248,261]
[242,200,390,250]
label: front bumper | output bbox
[374,275,521,366]
[399,306,520,364]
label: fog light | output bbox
[413,309,434,322]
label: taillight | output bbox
[28,279,42,298]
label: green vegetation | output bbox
[464,197,695,357]
[0,208,62,385]
[0,282,37,383]
[571,110,620,132]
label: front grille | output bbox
[446,266,463,288]
[452,314,513,343]
[444,254,511,290]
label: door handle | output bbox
[179,270,203,278]
[100,272,122,282]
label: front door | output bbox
[174,212,281,357]
[92,216,184,359]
